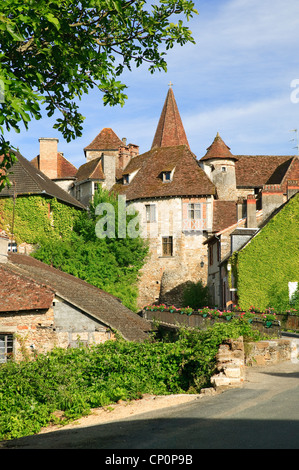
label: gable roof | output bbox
[201,133,237,162]
[0,264,54,312]
[76,157,105,183]
[6,253,152,342]
[151,88,190,150]
[235,155,294,188]
[84,128,124,151]
[0,151,85,209]
[31,153,77,180]
[112,145,216,201]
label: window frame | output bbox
[162,236,173,257]
[188,203,201,220]
[0,333,14,363]
[145,204,156,223]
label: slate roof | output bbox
[6,254,152,342]
[112,145,216,201]
[84,128,124,151]
[151,88,190,150]
[31,153,77,180]
[76,157,105,182]
[0,264,54,312]
[0,151,85,209]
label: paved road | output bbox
[2,360,299,450]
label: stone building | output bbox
[26,86,299,311]
[112,88,216,308]
[0,253,151,363]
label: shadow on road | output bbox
[2,415,299,449]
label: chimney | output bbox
[38,138,59,179]
[262,184,284,219]
[246,195,257,228]
[237,197,245,221]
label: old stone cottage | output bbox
[0,252,151,363]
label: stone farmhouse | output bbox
[27,86,299,310]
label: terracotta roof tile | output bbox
[212,200,237,232]
[76,157,105,182]
[112,145,215,201]
[84,128,124,150]
[0,264,54,312]
[31,153,77,179]
[201,133,237,161]
[151,88,190,150]
[7,254,151,342]
[235,155,293,187]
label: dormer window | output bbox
[161,167,175,183]
[123,174,129,185]
[163,171,171,182]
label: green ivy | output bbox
[0,195,79,244]
[231,194,299,311]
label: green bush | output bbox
[182,280,210,309]
[0,319,264,441]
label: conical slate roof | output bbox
[151,87,190,150]
[201,133,238,161]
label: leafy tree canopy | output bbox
[0,0,197,188]
[33,187,149,311]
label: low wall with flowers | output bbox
[141,305,282,336]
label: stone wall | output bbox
[210,337,245,389]
[211,337,298,390]
[244,338,298,366]
[131,197,211,309]
[0,298,114,362]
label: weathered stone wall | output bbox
[244,338,298,366]
[131,197,211,309]
[0,299,113,362]
[211,337,245,389]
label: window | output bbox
[7,242,17,253]
[221,166,226,172]
[94,182,100,192]
[0,334,13,363]
[75,185,81,200]
[162,171,172,182]
[188,203,201,220]
[162,236,173,256]
[146,204,156,223]
[123,174,129,185]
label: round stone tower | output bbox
[200,133,238,201]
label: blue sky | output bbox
[5,0,299,168]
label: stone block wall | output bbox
[210,337,245,389]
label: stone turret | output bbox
[200,133,238,201]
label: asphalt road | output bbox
[1,359,299,451]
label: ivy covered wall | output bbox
[0,195,80,244]
[232,193,299,311]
